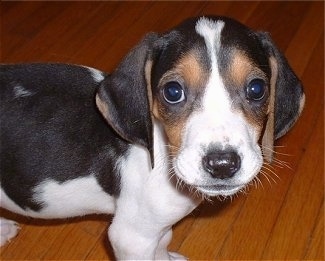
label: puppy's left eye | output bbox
[162,82,185,104]
[246,79,266,101]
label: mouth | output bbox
[195,184,245,197]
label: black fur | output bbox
[97,33,158,167]
[256,32,304,139]
[0,63,126,210]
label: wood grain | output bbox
[1,1,323,260]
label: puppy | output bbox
[0,16,305,260]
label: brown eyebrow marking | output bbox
[230,50,260,87]
[176,51,209,88]
[159,49,209,90]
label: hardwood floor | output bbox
[1,1,323,260]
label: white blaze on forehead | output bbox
[195,17,224,62]
[195,17,231,115]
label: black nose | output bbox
[202,150,241,179]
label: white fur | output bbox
[13,85,33,98]
[109,121,200,260]
[32,175,115,218]
[83,66,105,82]
[173,18,263,196]
[0,175,115,219]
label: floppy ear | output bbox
[258,32,305,162]
[261,56,277,162]
[96,33,158,168]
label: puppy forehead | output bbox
[157,18,224,87]
[191,17,269,98]
[154,16,263,84]
[165,16,266,83]
[155,17,269,110]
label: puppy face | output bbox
[150,17,272,196]
[97,16,304,197]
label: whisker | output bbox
[261,170,277,185]
[261,145,293,157]
[252,176,264,189]
[266,169,280,182]
[272,158,292,170]
[263,163,281,177]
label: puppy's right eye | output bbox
[246,79,266,101]
[162,82,185,104]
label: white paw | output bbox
[0,218,20,247]
[169,251,188,261]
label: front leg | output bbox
[155,229,188,261]
[107,191,198,261]
[108,145,201,260]
[109,220,187,261]
[108,216,164,260]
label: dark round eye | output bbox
[162,82,185,104]
[246,79,266,101]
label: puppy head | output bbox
[96,16,304,197]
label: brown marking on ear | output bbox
[144,59,155,167]
[152,99,160,120]
[262,56,278,162]
[145,59,153,111]
[96,92,130,142]
[96,93,109,121]
[298,93,306,116]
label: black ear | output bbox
[258,32,305,140]
[258,32,305,162]
[96,33,159,168]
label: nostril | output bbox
[202,151,241,179]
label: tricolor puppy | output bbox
[0,16,304,260]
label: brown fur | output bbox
[262,56,278,162]
[228,49,269,130]
[152,50,209,153]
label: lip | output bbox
[196,184,244,196]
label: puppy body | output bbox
[0,64,198,259]
[0,16,304,260]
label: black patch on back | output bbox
[0,63,128,211]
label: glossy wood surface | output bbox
[1,1,324,260]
